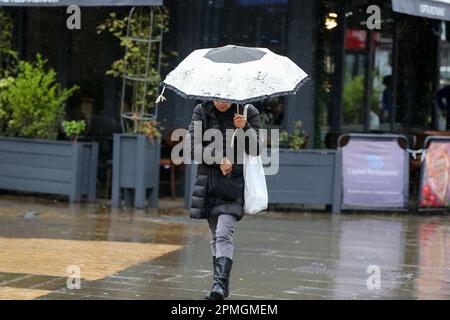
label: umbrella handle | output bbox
[155,85,167,104]
[231,104,249,148]
[236,104,239,114]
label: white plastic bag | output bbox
[243,151,268,214]
[231,104,268,214]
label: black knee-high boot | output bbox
[205,256,231,299]
[205,256,230,300]
[206,256,233,300]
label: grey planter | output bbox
[0,136,98,202]
[111,134,160,209]
[184,149,341,214]
[265,149,341,213]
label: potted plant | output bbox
[98,7,170,208]
[62,120,86,143]
[279,120,308,150]
[0,54,98,202]
[343,73,381,126]
[264,120,341,213]
[0,10,17,80]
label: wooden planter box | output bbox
[0,136,98,202]
[111,134,160,209]
[265,149,341,213]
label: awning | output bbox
[0,0,162,6]
[392,0,450,21]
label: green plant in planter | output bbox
[0,76,14,134]
[343,73,381,125]
[279,121,307,150]
[97,8,176,134]
[0,54,78,140]
[0,11,18,78]
[0,12,18,135]
[136,119,161,142]
[62,120,86,143]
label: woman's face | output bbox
[213,100,232,112]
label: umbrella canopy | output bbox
[159,45,310,104]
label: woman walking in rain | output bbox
[159,44,308,299]
[186,99,261,300]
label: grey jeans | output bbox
[207,214,237,259]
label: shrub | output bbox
[279,121,307,150]
[0,11,18,78]
[0,54,78,140]
[62,120,86,143]
[343,74,381,125]
[0,76,14,134]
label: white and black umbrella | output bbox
[156,45,310,104]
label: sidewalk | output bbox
[0,194,449,300]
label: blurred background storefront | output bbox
[163,0,449,149]
[0,0,449,199]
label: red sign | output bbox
[345,29,367,50]
[345,29,379,50]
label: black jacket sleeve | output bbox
[185,104,217,162]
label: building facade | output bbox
[0,0,447,196]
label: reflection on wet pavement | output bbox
[0,195,449,300]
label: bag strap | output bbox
[231,104,250,148]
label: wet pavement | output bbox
[0,194,449,300]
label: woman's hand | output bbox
[234,114,247,129]
[220,157,233,176]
